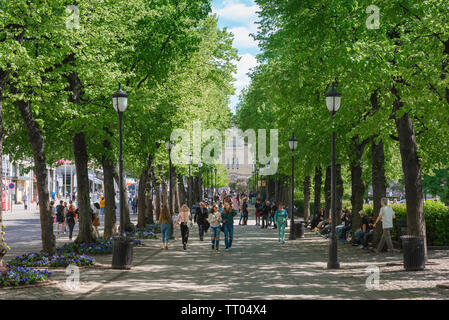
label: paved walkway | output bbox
[2,213,449,299]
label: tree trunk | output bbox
[303,176,311,221]
[313,166,322,216]
[144,177,154,225]
[73,132,95,243]
[102,156,115,239]
[336,164,344,225]
[137,155,151,229]
[177,173,186,207]
[392,85,427,259]
[0,89,5,266]
[371,135,386,244]
[113,171,134,232]
[324,166,331,219]
[350,137,368,235]
[370,91,385,244]
[16,99,55,253]
[155,181,161,221]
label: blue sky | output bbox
[211,0,261,113]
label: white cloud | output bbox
[234,53,258,92]
[229,26,257,49]
[213,4,259,24]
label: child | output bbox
[274,203,288,243]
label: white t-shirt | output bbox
[379,206,395,229]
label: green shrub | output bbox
[362,200,449,246]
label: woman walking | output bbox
[221,201,237,252]
[207,204,222,251]
[92,203,101,238]
[175,204,192,250]
[66,203,77,241]
[159,206,172,249]
[275,203,288,243]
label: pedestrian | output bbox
[63,201,68,234]
[22,193,28,210]
[218,202,224,214]
[255,199,262,226]
[207,204,222,251]
[92,203,101,238]
[242,198,249,225]
[159,205,172,249]
[275,203,288,243]
[66,203,77,241]
[373,197,396,253]
[221,201,237,251]
[270,201,278,228]
[100,196,105,216]
[55,200,65,234]
[261,200,271,229]
[194,202,208,241]
[175,204,192,250]
[50,201,56,227]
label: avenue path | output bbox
[1,206,449,299]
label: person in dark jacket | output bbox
[194,202,208,241]
[241,198,249,225]
[270,201,278,229]
[261,201,271,229]
[254,199,263,226]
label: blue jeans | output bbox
[354,230,368,240]
[210,226,221,248]
[161,224,171,243]
[223,224,234,249]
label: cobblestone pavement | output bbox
[1,208,449,300]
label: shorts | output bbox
[56,215,64,223]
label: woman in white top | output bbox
[175,204,192,250]
[207,204,222,251]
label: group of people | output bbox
[158,198,240,252]
[50,200,102,240]
[254,199,281,229]
[309,197,397,253]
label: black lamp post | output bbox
[166,141,174,239]
[326,82,342,270]
[214,168,217,201]
[111,83,132,269]
[255,167,259,198]
[198,161,203,202]
[188,153,192,207]
[288,133,298,240]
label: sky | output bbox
[211,0,261,113]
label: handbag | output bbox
[187,220,193,229]
[220,224,224,232]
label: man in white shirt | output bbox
[373,197,396,253]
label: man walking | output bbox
[373,197,396,253]
[194,202,208,241]
[22,193,28,210]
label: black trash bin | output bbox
[397,219,407,248]
[400,235,425,271]
[294,222,305,238]
[112,237,134,270]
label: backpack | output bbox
[66,208,75,221]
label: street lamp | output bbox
[188,153,192,207]
[198,161,203,202]
[166,141,174,239]
[111,83,132,269]
[326,82,342,270]
[288,133,298,241]
[214,168,217,201]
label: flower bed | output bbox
[0,266,51,287]
[58,239,113,255]
[8,252,96,268]
[125,230,157,240]
[144,223,161,234]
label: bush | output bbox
[362,200,449,246]
[0,266,51,287]
[8,252,96,268]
